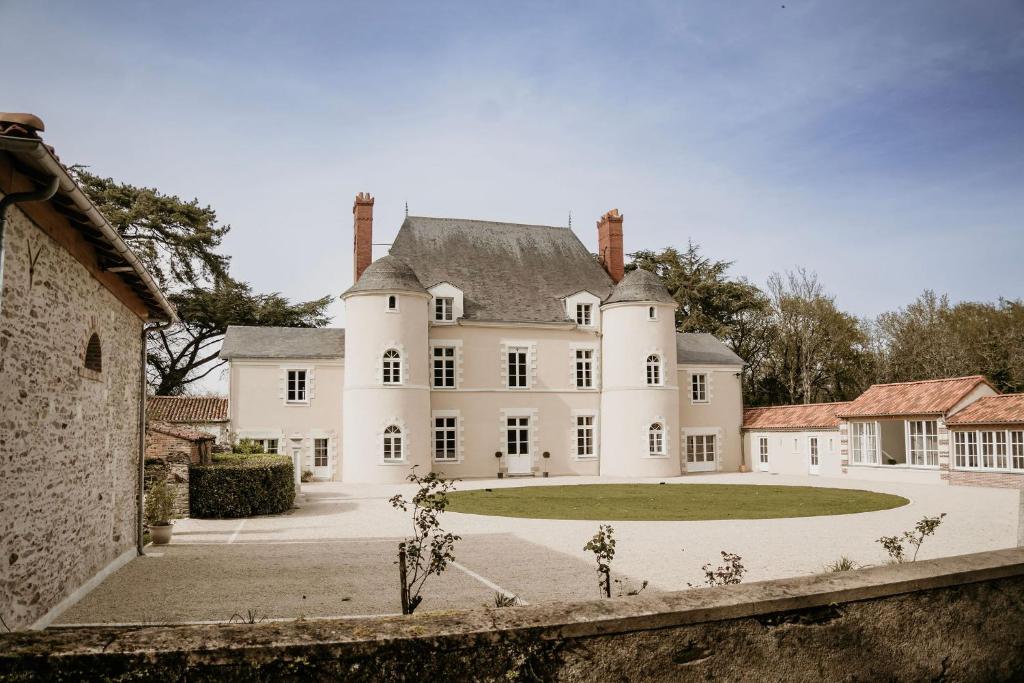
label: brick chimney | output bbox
[596,208,624,283]
[353,192,374,283]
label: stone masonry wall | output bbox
[144,430,199,463]
[143,456,190,519]
[0,203,142,630]
[949,469,1024,489]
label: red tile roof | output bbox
[147,396,228,423]
[836,376,992,418]
[946,394,1024,426]
[743,402,849,431]
[147,421,215,442]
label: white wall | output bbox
[743,430,842,477]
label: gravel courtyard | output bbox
[56,473,1020,625]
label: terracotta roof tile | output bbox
[946,394,1024,426]
[147,396,228,423]
[147,421,215,441]
[743,402,849,431]
[836,376,991,418]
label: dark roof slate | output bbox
[676,333,745,366]
[220,326,345,360]
[388,216,614,323]
[343,255,427,296]
[605,268,675,305]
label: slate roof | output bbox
[676,333,744,366]
[387,216,614,323]
[220,326,345,360]
[605,268,675,305]
[147,421,215,441]
[743,402,850,431]
[342,255,427,296]
[147,396,228,423]
[837,376,992,418]
[945,394,1024,426]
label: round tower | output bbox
[599,268,680,477]
[341,255,431,483]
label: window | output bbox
[84,333,102,372]
[575,349,594,388]
[252,438,278,454]
[793,438,799,452]
[286,369,307,403]
[686,434,715,464]
[383,425,403,461]
[507,347,528,388]
[758,436,769,464]
[648,306,657,320]
[850,422,879,465]
[434,297,454,321]
[382,349,402,385]
[434,417,457,461]
[575,303,593,326]
[907,420,938,466]
[314,438,328,468]
[386,295,398,311]
[432,346,455,388]
[954,431,979,468]
[691,373,707,402]
[507,417,530,455]
[576,415,595,457]
[1012,431,1024,470]
[646,354,661,386]
[809,437,819,467]
[648,423,665,455]
[980,431,1007,469]
[955,430,1022,470]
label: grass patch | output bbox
[445,484,908,521]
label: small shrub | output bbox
[877,513,946,563]
[190,454,295,518]
[584,524,616,598]
[688,551,746,587]
[825,556,860,572]
[493,592,521,608]
[233,438,266,455]
[301,469,314,483]
[145,476,176,526]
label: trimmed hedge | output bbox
[189,454,295,518]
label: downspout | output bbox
[0,176,60,314]
[137,319,173,556]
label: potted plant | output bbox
[145,476,176,545]
[542,451,551,477]
[495,451,504,479]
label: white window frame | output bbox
[849,421,880,465]
[905,420,939,467]
[385,294,399,312]
[507,346,530,389]
[575,348,594,389]
[808,436,819,467]
[434,297,454,322]
[648,422,666,456]
[256,438,279,454]
[575,303,593,327]
[433,415,459,462]
[690,373,708,403]
[955,429,1017,472]
[432,345,457,389]
[285,368,308,404]
[506,416,531,456]
[313,438,329,468]
[382,425,404,463]
[646,354,662,387]
[685,433,716,465]
[382,348,402,385]
[758,436,769,465]
[575,414,596,459]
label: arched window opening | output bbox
[387,295,398,310]
[648,306,657,320]
[648,422,664,455]
[383,425,403,461]
[382,349,402,385]
[646,354,661,386]
[84,333,102,372]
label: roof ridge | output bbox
[867,375,985,388]
[407,215,573,231]
[746,401,850,410]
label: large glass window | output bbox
[1013,431,1024,470]
[383,425,403,461]
[507,348,528,388]
[286,369,307,403]
[576,415,595,457]
[646,354,662,386]
[507,417,530,455]
[575,349,594,389]
[382,349,402,385]
[648,423,665,455]
[433,417,457,461]
[686,434,715,464]
[850,422,879,465]
[432,346,455,388]
[907,420,938,466]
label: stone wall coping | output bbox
[2,546,1023,665]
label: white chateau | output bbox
[221,193,744,483]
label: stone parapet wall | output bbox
[0,203,142,630]
[1,547,1022,681]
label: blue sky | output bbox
[6,0,1024,329]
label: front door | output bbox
[685,434,717,473]
[313,437,331,480]
[808,436,820,475]
[757,436,770,472]
[506,416,532,475]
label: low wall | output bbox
[2,548,1023,681]
[143,454,189,519]
[948,469,1024,489]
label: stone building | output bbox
[0,114,174,629]
[146,396,229,444]
[145,422,214,465]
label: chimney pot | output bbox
[596,208,625,283]
[353,192,375,282]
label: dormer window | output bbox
[435,297,454,322]
[648,306,657,321]
[575,303,593,327]
[386,295,398,311]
